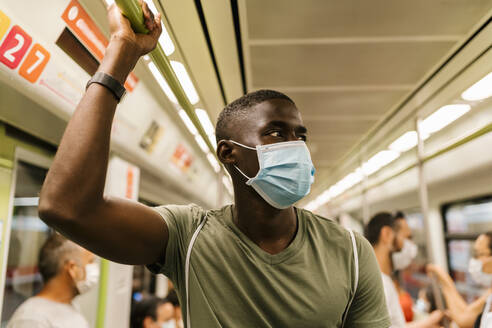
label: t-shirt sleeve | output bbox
[145,204,205,282]
[344,233,391,328]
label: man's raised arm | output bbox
[39,3,168,265]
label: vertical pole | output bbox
[416,118,448,327]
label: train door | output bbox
[0,151,50,326]
[0,146,100,327]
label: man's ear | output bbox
[217,140,237,165]
[65,259,77,279]
[381,226,394,245]
[143,316,154,328]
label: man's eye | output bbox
[269,131,282,137]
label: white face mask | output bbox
[76,263,100,294]
[469,258,492,287]
[161,320,176,328]
[392,239,418,271]
[415,298,430,313]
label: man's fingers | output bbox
[149,13,162,39]
[141,1,155,30]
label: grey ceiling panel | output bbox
[250,41,456,87]
[246,0,492,39]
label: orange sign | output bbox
[171,144,193,173]
[125,72,138,92]
[125,167,134,199]
[61,0,138,92]
[19,43,50,83]
[61,0,108,60]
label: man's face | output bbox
[393,219,412,252]
[473,234,492,273]
[227,98,307,177]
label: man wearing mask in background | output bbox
[131,296,175,328]
[8,233,98,328]
[366,212,444,328]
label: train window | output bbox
[442,196,492,302]
[1,161,51,325]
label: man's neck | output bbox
[233,189,297,255]
[37,276,76,304]
[374,244,393,275]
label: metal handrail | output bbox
[115,0,216,154]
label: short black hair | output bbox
[365,212,396,245]
[394,211,405,220]
[215,89,295,143]
[165,289,180,307]
[130,296,166,328]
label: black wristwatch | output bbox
[86,72,126,102]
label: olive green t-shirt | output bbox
[147,204,390,328]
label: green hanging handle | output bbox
[115,0,149,34]
[113,0,217,155]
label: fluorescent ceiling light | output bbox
[305,201,318,212]
[148,62,177,104]
[195,109,215,135]
[170,61,199,104]
[329,184,343,198]
[145,1,175,56]
[461,72,492,101]
[194,135,208,153]
[207,153,221,173]
[158,25,175,56]
[222,176,233,195]
[316,190,331,204]
[104,0,114,5]
[362,150,400,176]
[178,109,198,135]
[337,170,363,192]
[143,55,150,61]
[421,104,471,135]
[389,131,418,152]
[208,134,217,150]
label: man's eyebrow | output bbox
[265,121,308,133]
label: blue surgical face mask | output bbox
[231,140,315,209]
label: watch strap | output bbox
[86,72,126,102]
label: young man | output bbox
[38,3,390,327]
[8,234,97,328]
[365,212,443,328]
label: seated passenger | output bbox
[37,2,391,327]
[131,295,175,328]
[427,231,492,328]
[7,233,98,328]
[365,212,444,328]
